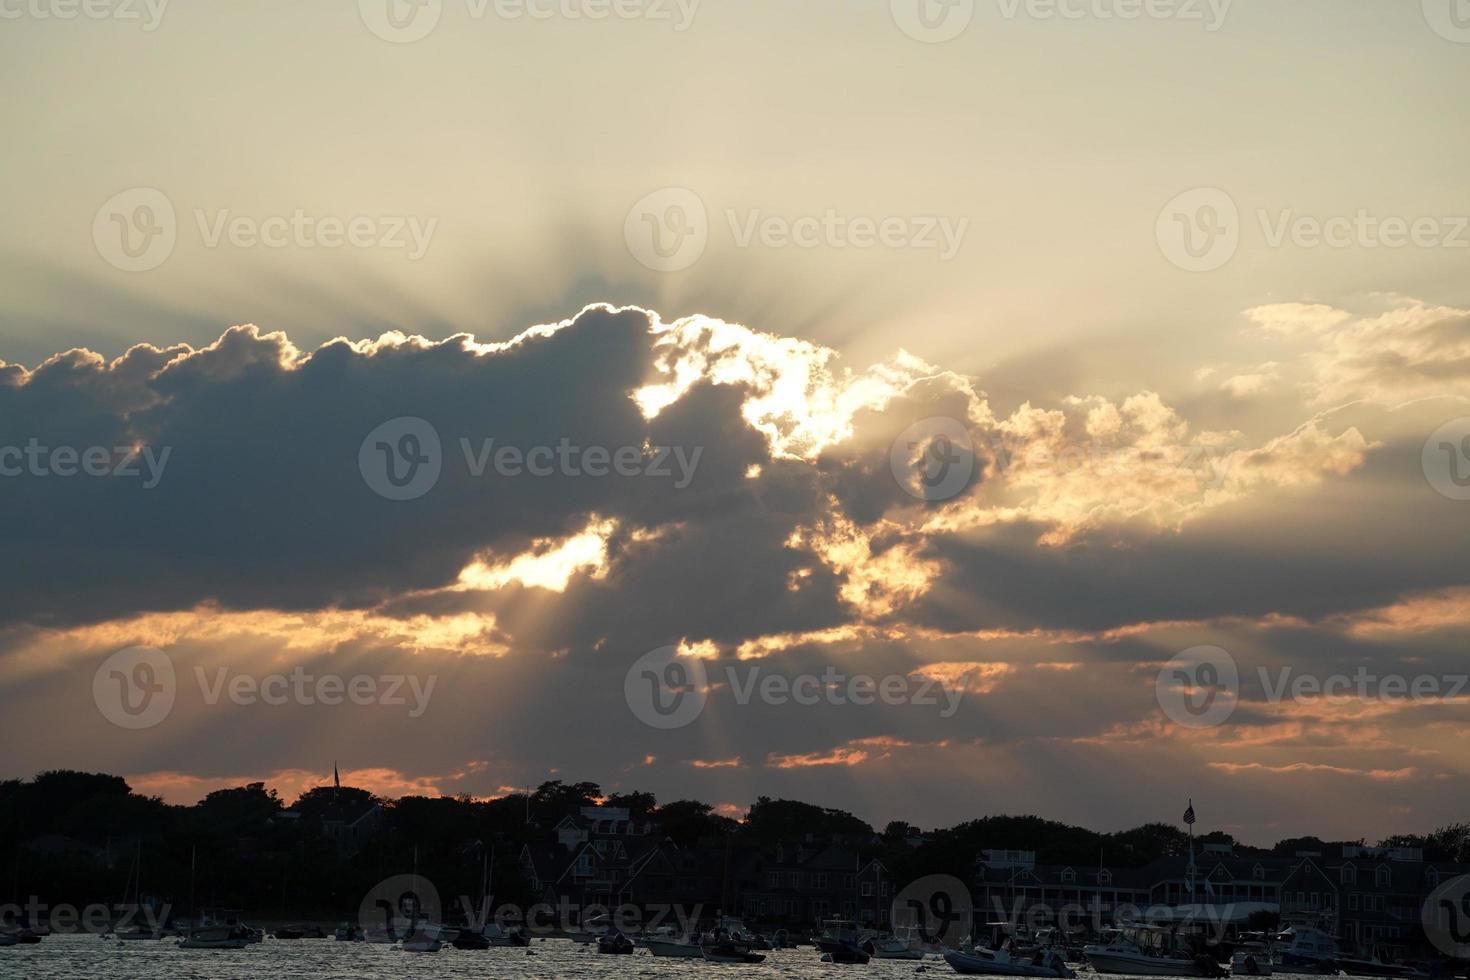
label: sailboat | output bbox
[117,842,159,940]
[453,851,492,949]
[399,847,443,953]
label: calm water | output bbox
[0,937,1334,980]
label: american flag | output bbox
[1183,801,1196,825]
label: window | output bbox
[1349,894,1359,911]
[1341,865,1356,885]
[814,873,828,889]
[1376,867,1391,886]
[1098,870,1113,884]
[1253,865,1265,880]
[788,872,799,888]
[843,874,856,889]
[862,882,874,897]
[1061,868,1076,883]
[767,872,781,888]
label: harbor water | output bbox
[0,935,1342,980]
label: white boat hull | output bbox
[642,938,703,958]
[946,950,1074,976]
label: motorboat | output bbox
[640,924,703,958]
[596,928,635,954]
[177,909,252,950]
[483,923,531,947]
[870,935,926,960]
[702,940,766,963]
[946,946,1076,977]
[452,928,490,949]
[700,922,765,963]
[817,917,874,964]
[1084,931,1200,976]
[1231,941,1274,976]
[177,927,249,950]
[1273,925,1339,973]
[333,922,362,941]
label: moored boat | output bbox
[1231,940,1274,976]
[1273,924,1339,974]
[484,923,531,947]
[946,946,1075,977]
[871,935,925,960]
[596,928,635,954]
[1084,930,1199,977]
[641,924,703,958]
[452,929,490,949]
[816,917,874,964]
[702,939,766,963]
[177,909,252,951]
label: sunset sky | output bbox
[2,0,1469,845]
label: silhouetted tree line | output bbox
[2,770,1466,921]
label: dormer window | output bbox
[1376,866,1390,886]
[1061,868,1076,883]
[1427,868,1440,887]
[1098,870,1113,884]
[1252,864,1265,880]
[1341,864,1356,885]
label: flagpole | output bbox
[1185,799,1196,901]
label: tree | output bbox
[654,800,738,843]
[743,797,872,842]
[605,791,657,817]
[529,780,602,825]
[196,783,282,834]
[883,820,915,843]
[292,785,375,817]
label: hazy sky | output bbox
[2,0,1469,844]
